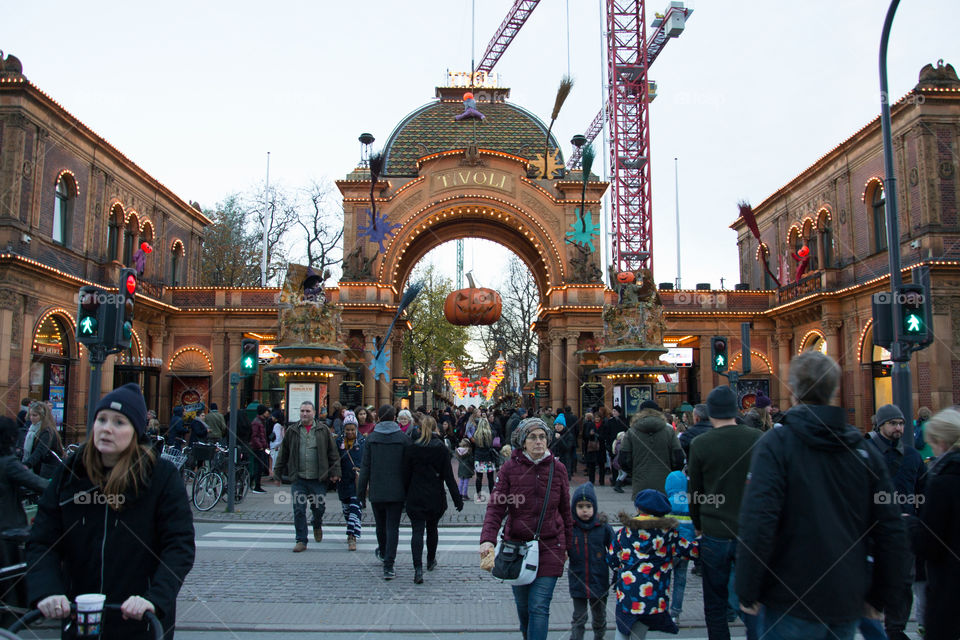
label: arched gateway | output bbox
[334,81,609,411]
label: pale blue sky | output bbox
[5,0,958,289]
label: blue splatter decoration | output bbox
[369,346,391,382]
[565,208,601,252]
[358,208,401,253]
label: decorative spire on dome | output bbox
[0,51,24,79]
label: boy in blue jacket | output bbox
[569,482,616,640]
[665,470,696,624]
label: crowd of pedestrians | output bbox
[7,350,958,640]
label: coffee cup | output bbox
[75,593,106,638]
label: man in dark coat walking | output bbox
[865,403,924,640]
[357,404,410,580]
[678,403,711,461]
[737,352,908,639]
[689,387,761,640]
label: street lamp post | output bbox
[879,0,913,446]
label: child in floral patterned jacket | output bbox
[607,489,698,639]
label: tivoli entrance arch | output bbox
[333,81,610,411]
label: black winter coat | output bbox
[600,416,627,455]
[913,450,960,640]
[864,431,925,516]
[735,404,909,623]
[678,420,712,461]
[23,428,63,478]
[0,454,48,532]
[402,438,463,520]
[357,423,410,503]
[568,515,615,599]
[26,447,195,639]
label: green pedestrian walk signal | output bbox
[711,336,729,373]
[899,284,928,343]
[240,338,259,376]
[79,315,97,336]
[76,285,109,346]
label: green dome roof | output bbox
[382,99,564,177]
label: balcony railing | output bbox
[777,271,824,304]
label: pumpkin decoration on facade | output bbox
[443,272,502,326]
[616,271,635,284]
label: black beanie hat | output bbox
[706,385,739,420]
[94,383,148,436]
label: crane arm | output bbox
[567,4,692,169]
[476,0,542,74]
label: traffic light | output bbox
[872,291,894,349]
[900,284,928,343]
[240,338,259,376]
[76,285,109,346]
[711,336,729,373]
[114,268,137,349]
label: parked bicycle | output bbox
[191,443,249,511]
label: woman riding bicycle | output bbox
[25,383,195,639]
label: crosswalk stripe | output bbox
[195,540,479,550]
[198,524,487,550]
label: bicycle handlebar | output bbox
[7,603,162,639]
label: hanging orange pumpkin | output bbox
[616,271,635,284]
[443,273,502,326]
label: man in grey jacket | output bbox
[357,404,410,580]
[273,401,340,553]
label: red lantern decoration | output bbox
[798,245,809,258]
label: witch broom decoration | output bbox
[543,76,574,179]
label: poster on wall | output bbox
[612,385,623,411]
[171,377,210,420]
[287,382,328,423]
[48,383,65,426]
[624,384,653,417]
[737,378,771,410]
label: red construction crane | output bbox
[476,0,542,74]
[477,0,691,275]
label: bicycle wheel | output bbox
[181,467,197,488]
[235,467,250,503]
[192,472,223,511]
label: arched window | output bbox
[872,184,887,252]
[170,240,184,286]
[756,243,775,290]
[122,213,138,265]
[107,204,123,261]
[53,174,75,245]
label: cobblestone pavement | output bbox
[179,465,703,633]
[178,529,714,633]
[176,464,917,636]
